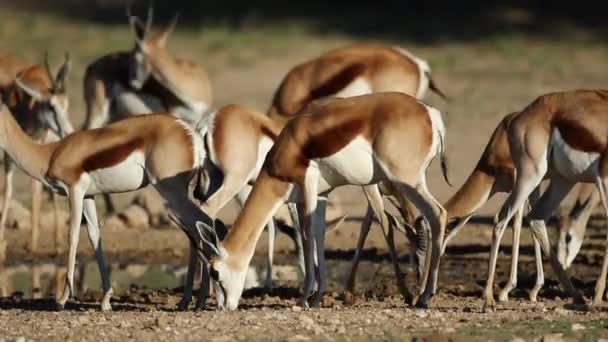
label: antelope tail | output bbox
[425,71,450,102]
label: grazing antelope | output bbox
[483,89,608,310]
[557,183,598,269]
[0,102,222,310]
[172,92,449,311]
[0,55,73,261]
[267,43,449,293]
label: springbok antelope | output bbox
[0,55,73,261]
[268,43,448,124]
[83,4,212,130]
[0,102,221,311]
[266,43,449,292]
[83,4,212,215]
[483,89,608,310]
[172,92,449,311]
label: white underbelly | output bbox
[550,129,599,182]
[87,151,148,195]
[316,137,381,187]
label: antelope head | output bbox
[169,214,246,311]
[14,52,73,137]
[126,1,179,90]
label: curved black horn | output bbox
[43,51,57,91]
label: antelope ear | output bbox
[14,78,45,101]
[195,221,226,258]
[54,52,71,94]
[156,12,179,48]
[129,16,147,44]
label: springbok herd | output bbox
[0,4,606,314]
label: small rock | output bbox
[119,321,133,328]
[77,316,90,325]
[14,337,25,342]
[553,307,569,315]
[321,295,336,308]
[336,326,346,334]
[211,336,234,342]
[343,292,357,306]
[291,305,302,312]
[541,333,564,342]
[571,323,585,331]
[155,316,170,329]
[414,309,428,318]
[510,337,526,342]
[286,335,310,342]
[298,315,315,326]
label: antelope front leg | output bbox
[0,158,14,262]
[264,219,277,291]
[57,183,87,310]
[499,207,524,302]
[287,202,305,277]
[53,193,62,255]
[82,197,113,311]
[30,180,43,253]
[311,198,328,307]
[529,237,544,302]
[345,205,373,293]
[592,176,608,306]
[298,201,316,308]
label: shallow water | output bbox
[0,256,400,300]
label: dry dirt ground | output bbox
[2,5,608,342]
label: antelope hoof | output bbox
[177,300,190,311]
[483,297,496,313]
[55,302,66,311]
[195,298,207,311]
[529,288,541,302]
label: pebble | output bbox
[286,335,310,342]
[414,309,429,318]
[291,305,303,312]
[298,316,315,326]
[571,323,585,331]
[541,333,564,342]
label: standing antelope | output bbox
[84,4,212,130]
[267,43,449,292]
[483,89,608,310]
[0,102,222,311]
[172,92,449,311]
[84,3,212,215]
[0,54,73,261]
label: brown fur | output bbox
[267,44,426,123]
[47,114,194,185]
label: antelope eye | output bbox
[210,267,219,281]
